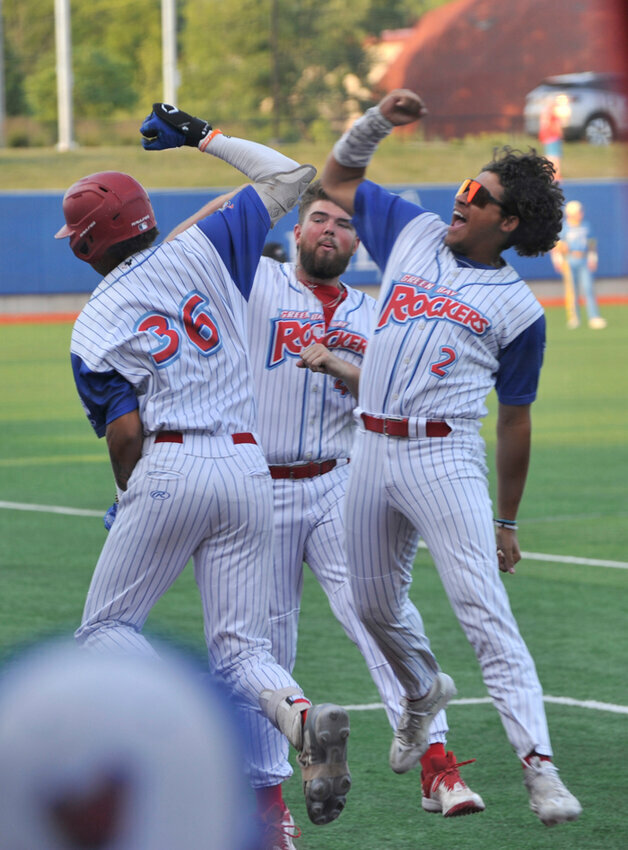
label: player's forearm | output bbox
[495,403,532,519]
[321,105,394,215]
[106,410,144,492]
[329,360,361,399]
[201,133,299,181]
[297,345,361,399]
[320,156,364,217]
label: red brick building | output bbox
[377,0,627,138]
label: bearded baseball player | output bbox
[319,89,582,827]
[167,179,484,845]
[55,105,351,836]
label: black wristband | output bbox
[152,103,212,147]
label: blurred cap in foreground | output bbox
[0,639,253,850]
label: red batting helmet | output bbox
[54,171,157,263]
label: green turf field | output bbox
[1,306,627,849]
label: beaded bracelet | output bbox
[494,518,518,530]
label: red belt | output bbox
[360,413,451,438]
[269,459,341,480]
[154,431,257,445]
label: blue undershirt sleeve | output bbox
[71,354,139,438]
[495,315,546,405]
[353,180,426,271]
[196,185,270,301]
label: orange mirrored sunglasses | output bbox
[456,178,508,212]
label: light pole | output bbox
[55,0,75,150]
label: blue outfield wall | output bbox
[1,180,627,296]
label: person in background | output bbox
[551,200,606,329]
[262,241,288,262]
[538,96,563,181]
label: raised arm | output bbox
[320,89,427,216]
[140,104,315,226]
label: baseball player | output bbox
[54,104,351,834]
[166,180,483,844]
[319,89,582,827]
[551,199,607,329]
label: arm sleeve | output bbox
[196,185,269,301]
[495,315,546,405]
[71,354,139,438]
[353,180,426,272]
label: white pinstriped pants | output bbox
[344,428,552,759]
[246,463,449,789]
[76,437,302,776]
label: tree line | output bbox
[4,0,448,141]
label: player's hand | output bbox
[103,500,118,532]
[379,89,427,127]
[495,527,521,574]
[296,343,337,375]
[140,103,212,150]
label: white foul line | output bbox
[2,501,627,570]
[520,551,628,569]
[416,539,627,570]
[2,500,625,715]
[0,500,102,518]
[345,695,628,715]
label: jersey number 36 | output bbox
[135,291,222,368]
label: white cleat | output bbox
[588,316,607,329]
[523,756,582,826]
[254,164,317,226]
[389,673,457,774]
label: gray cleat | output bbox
[297,703,351,825]
[389,672,457,774]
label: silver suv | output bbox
[524,71,627,145]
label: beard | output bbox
[298,241,352,281]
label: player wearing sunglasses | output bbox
[315,89,581,829]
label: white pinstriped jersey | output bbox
[353,181,545,422]
[247,257,377,464]
[71,187,268,438]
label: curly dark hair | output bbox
[482,147,564,257]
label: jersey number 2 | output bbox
[430,346,457,378]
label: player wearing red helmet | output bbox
[54,172,157,271]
